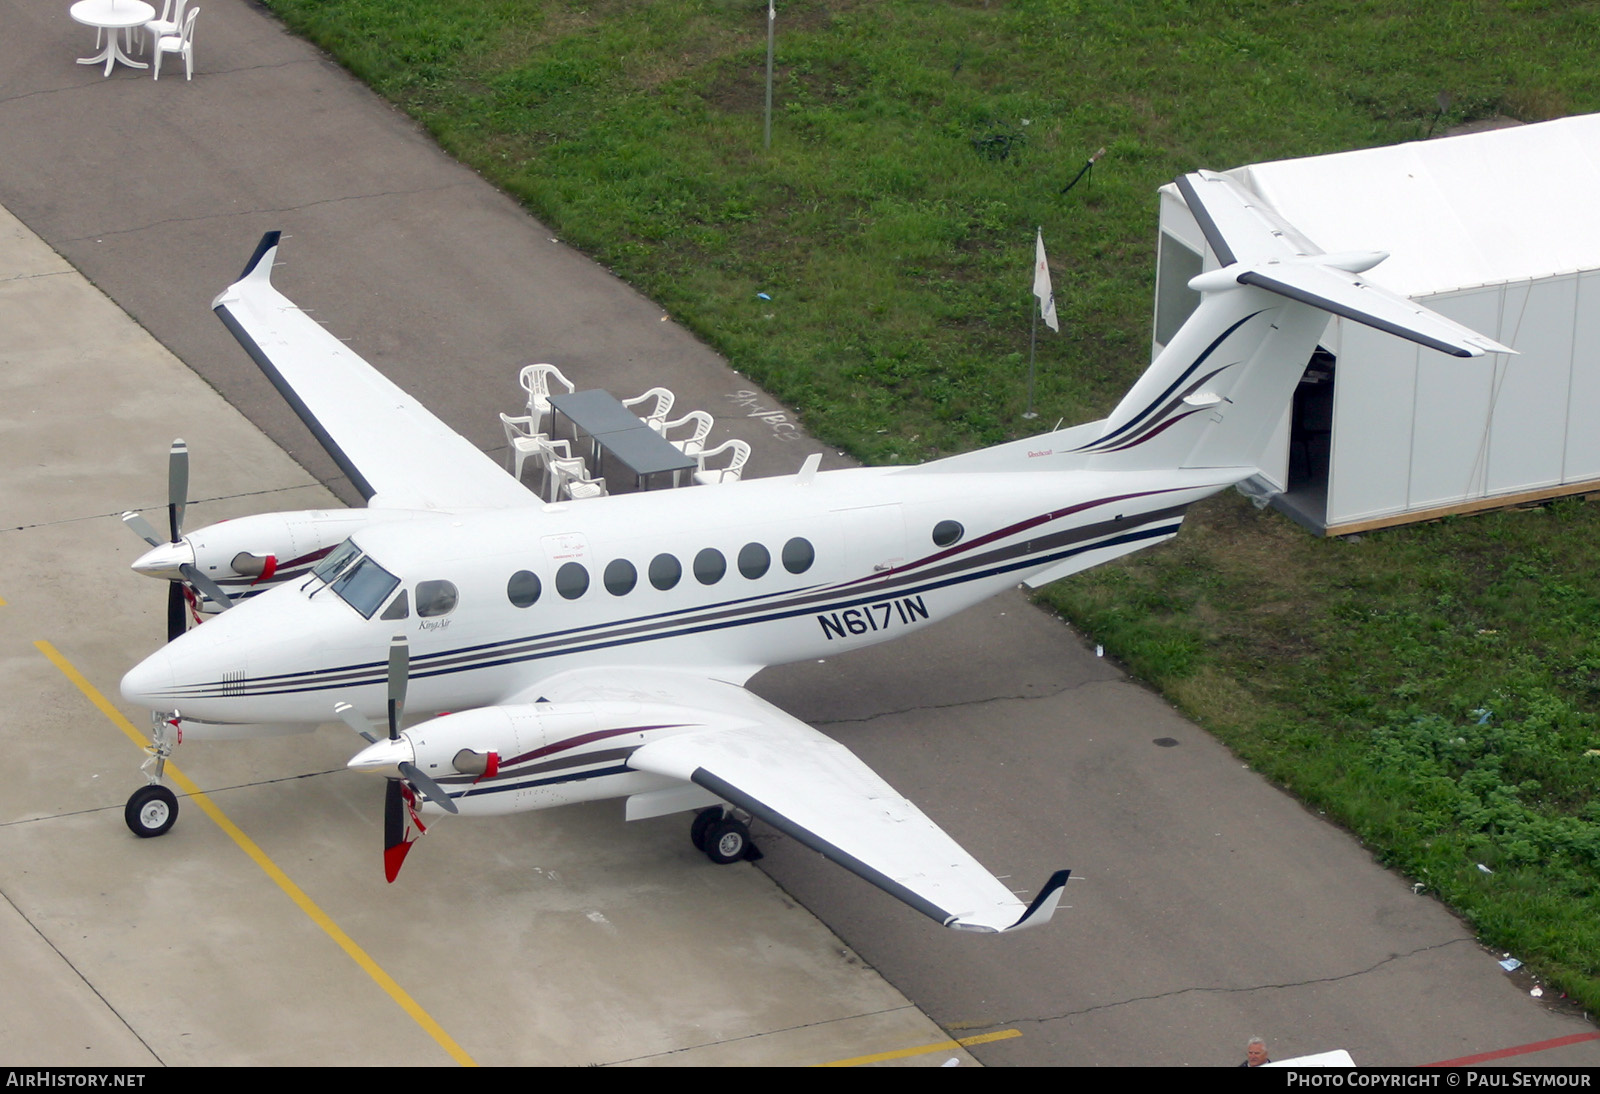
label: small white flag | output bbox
[1033,229,1059,333]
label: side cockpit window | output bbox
[380,589,410,621]
[416,580,459,617]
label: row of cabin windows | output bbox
[372,520,965,619]
[507,536,817,608]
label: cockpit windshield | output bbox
[331,555,401,620]
[312,539,363,584]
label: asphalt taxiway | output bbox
[2,0,1598,1067]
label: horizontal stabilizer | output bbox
[1231,263,1513,358]
[1180,171,1515,358]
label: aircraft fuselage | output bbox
[122,463,1234,731]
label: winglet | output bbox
[1006,868,1071,932]
[238,230,281,282]
[948,869,1072,934]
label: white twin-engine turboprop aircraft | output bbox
[118,171,1512,934]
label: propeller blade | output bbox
[122,511,163,548]
[166,582,187,643]
[383,779,410,883]
[334,701,379,745]
[400,761,460,815]
[386,634,408,740]
[178,563,233,613]
[166,439,188,542]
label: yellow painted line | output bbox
[35,639,478,1067]
[817,1027,1022,1067]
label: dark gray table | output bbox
[549,390,698,489]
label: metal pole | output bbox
[764,2,775,150]
[1024,307,1039,420]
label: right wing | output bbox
[539,669,1070,934]
[212,232,537,511]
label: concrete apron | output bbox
[0,207,967,1067]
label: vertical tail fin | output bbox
[1069,171,1513,473]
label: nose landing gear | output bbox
[126,712,180,837]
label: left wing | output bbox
[212,232,537,511]
[542,670,1070,934]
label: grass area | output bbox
[257,0,1600,1009]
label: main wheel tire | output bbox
[704,817,750,865]
[125,785,178,838]
[689,808,721,852]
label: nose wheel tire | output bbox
[125,785,178,837]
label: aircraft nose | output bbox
[131,539,194,580]
[121,646,175,707]
[347,735,414,777]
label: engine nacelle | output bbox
[406,701,692,780]
[349,701,719,816]
[131,508,425,600]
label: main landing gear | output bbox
[126,712,180,838]
[689,807,760,865]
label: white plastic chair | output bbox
[659,411,714,460]
[529,436,574,499]
[499,412,542,479]
[142,0,186,54]
[623,387,675,430]
[692,439,750,486]
[518,363,575,435]
[548,457,607,501]
[498,413,573,498]
[152,6,197,81]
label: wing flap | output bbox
[212,232,537,510]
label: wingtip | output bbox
[943,868,1073,934]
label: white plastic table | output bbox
[70,0,155,77]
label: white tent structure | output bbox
[1153,114,1600,535]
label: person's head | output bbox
[1246,1037,1269,1066]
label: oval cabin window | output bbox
[507,570,542,608]
[781,537,815,574]
[738,542,771,580]
[649,553,682,591]
[693,548,726,585]
[604,559,638,596]
[556,562,589,600]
